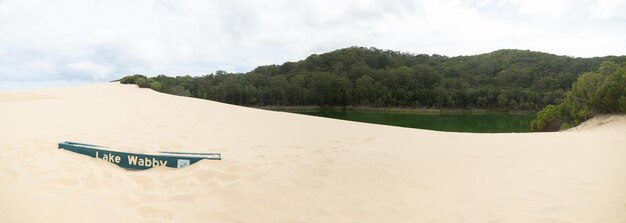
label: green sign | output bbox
[58,141,221,170]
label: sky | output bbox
[1,0,625,91]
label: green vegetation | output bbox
[531,61,626,131]
[118,47,626,130]
[119,74,147,85]
[530,105,561,131]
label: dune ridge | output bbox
[1,83,625,222]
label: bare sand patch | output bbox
[1,83,625,222]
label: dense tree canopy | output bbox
[531,61,626,131]
[119,47,626,112]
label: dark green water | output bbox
[293,110,534,133]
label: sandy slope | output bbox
[1,83,625,223]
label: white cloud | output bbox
[590,0,626,19]
[508,0,572,16]
[0,0,624,86]
[67,61,115,80]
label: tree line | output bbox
[119,46,626,115]
[531,61,626,131]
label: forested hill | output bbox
[119,47,626,111]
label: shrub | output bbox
[120,74,147,84]
[531,104,561,131]
[135,78,152,88]
[150,82,162,91]
[171,85,191,97]
[533,61,626,131]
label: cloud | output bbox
[66,61,115,80]
[0,0,624,85]
[590,0,626,19]
[507,0,572,16]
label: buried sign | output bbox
[58,141,221,170]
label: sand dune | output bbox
[1,83,625,223]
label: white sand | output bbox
[1,83,625,223]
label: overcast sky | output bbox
[1,0,625,90]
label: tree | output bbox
[532,61,626,131]
[135,78,152,88]
[530,105,561,131]
[355,75,376,105]
[117,47,626,115]
[150,82,162,91]
[120,74,147,84]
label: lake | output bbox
[292,110,534,133]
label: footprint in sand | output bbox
[484,219,506,223]
[131,175,155,187]
[0,167,19,179]
[47,177,79,186]
[137,206,173,220]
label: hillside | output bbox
[120,47,626,111]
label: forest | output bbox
[531,61,626,131]
[118,47,626,127]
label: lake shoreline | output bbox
[256,105,537,115]
[277,108,535,133]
